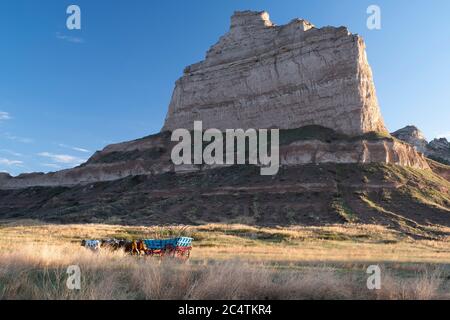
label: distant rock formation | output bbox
[163,11,387,136]
[428,138,450,164]
[392,126,450,164]
[391,126,428,154]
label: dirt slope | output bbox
[1,163,449,239]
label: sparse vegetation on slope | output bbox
[0,164,449,240]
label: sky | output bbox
[0,0,449,176]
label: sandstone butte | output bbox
[0,11,437,190]
[163,11,387,136]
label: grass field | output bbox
[1,220,450,299]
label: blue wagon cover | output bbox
[143,237,193,250]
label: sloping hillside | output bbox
[1,162,449,239]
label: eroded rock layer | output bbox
[0,129,430,190]
[163,11,387,136]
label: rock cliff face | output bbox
[163,11,387,136]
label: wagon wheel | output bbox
[158,249,164,259]
[161,245,176,259]
[176,247,191,263]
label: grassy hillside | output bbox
[0,163,449,239]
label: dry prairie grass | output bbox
[2,221,450,263]
[0,243,447,300]
[0,221,450,300]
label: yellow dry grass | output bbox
[2,221,450,264]
[1,220,449,299]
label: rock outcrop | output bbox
[428,138,450,164]
[0,129,430,190]
[391,126,428,154]
[392,126,450,164]
[163,11,387,136]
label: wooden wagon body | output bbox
[143,237,193,260]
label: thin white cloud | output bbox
[0,111,11,121]
[56,32,84,44]
[72,147,90,153]
[0,149,23,157]
[2,132,33,143]
[0,158,24,166]
[37,152,86,165]
[58,143,90,153]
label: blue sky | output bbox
[0,0,449,176]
